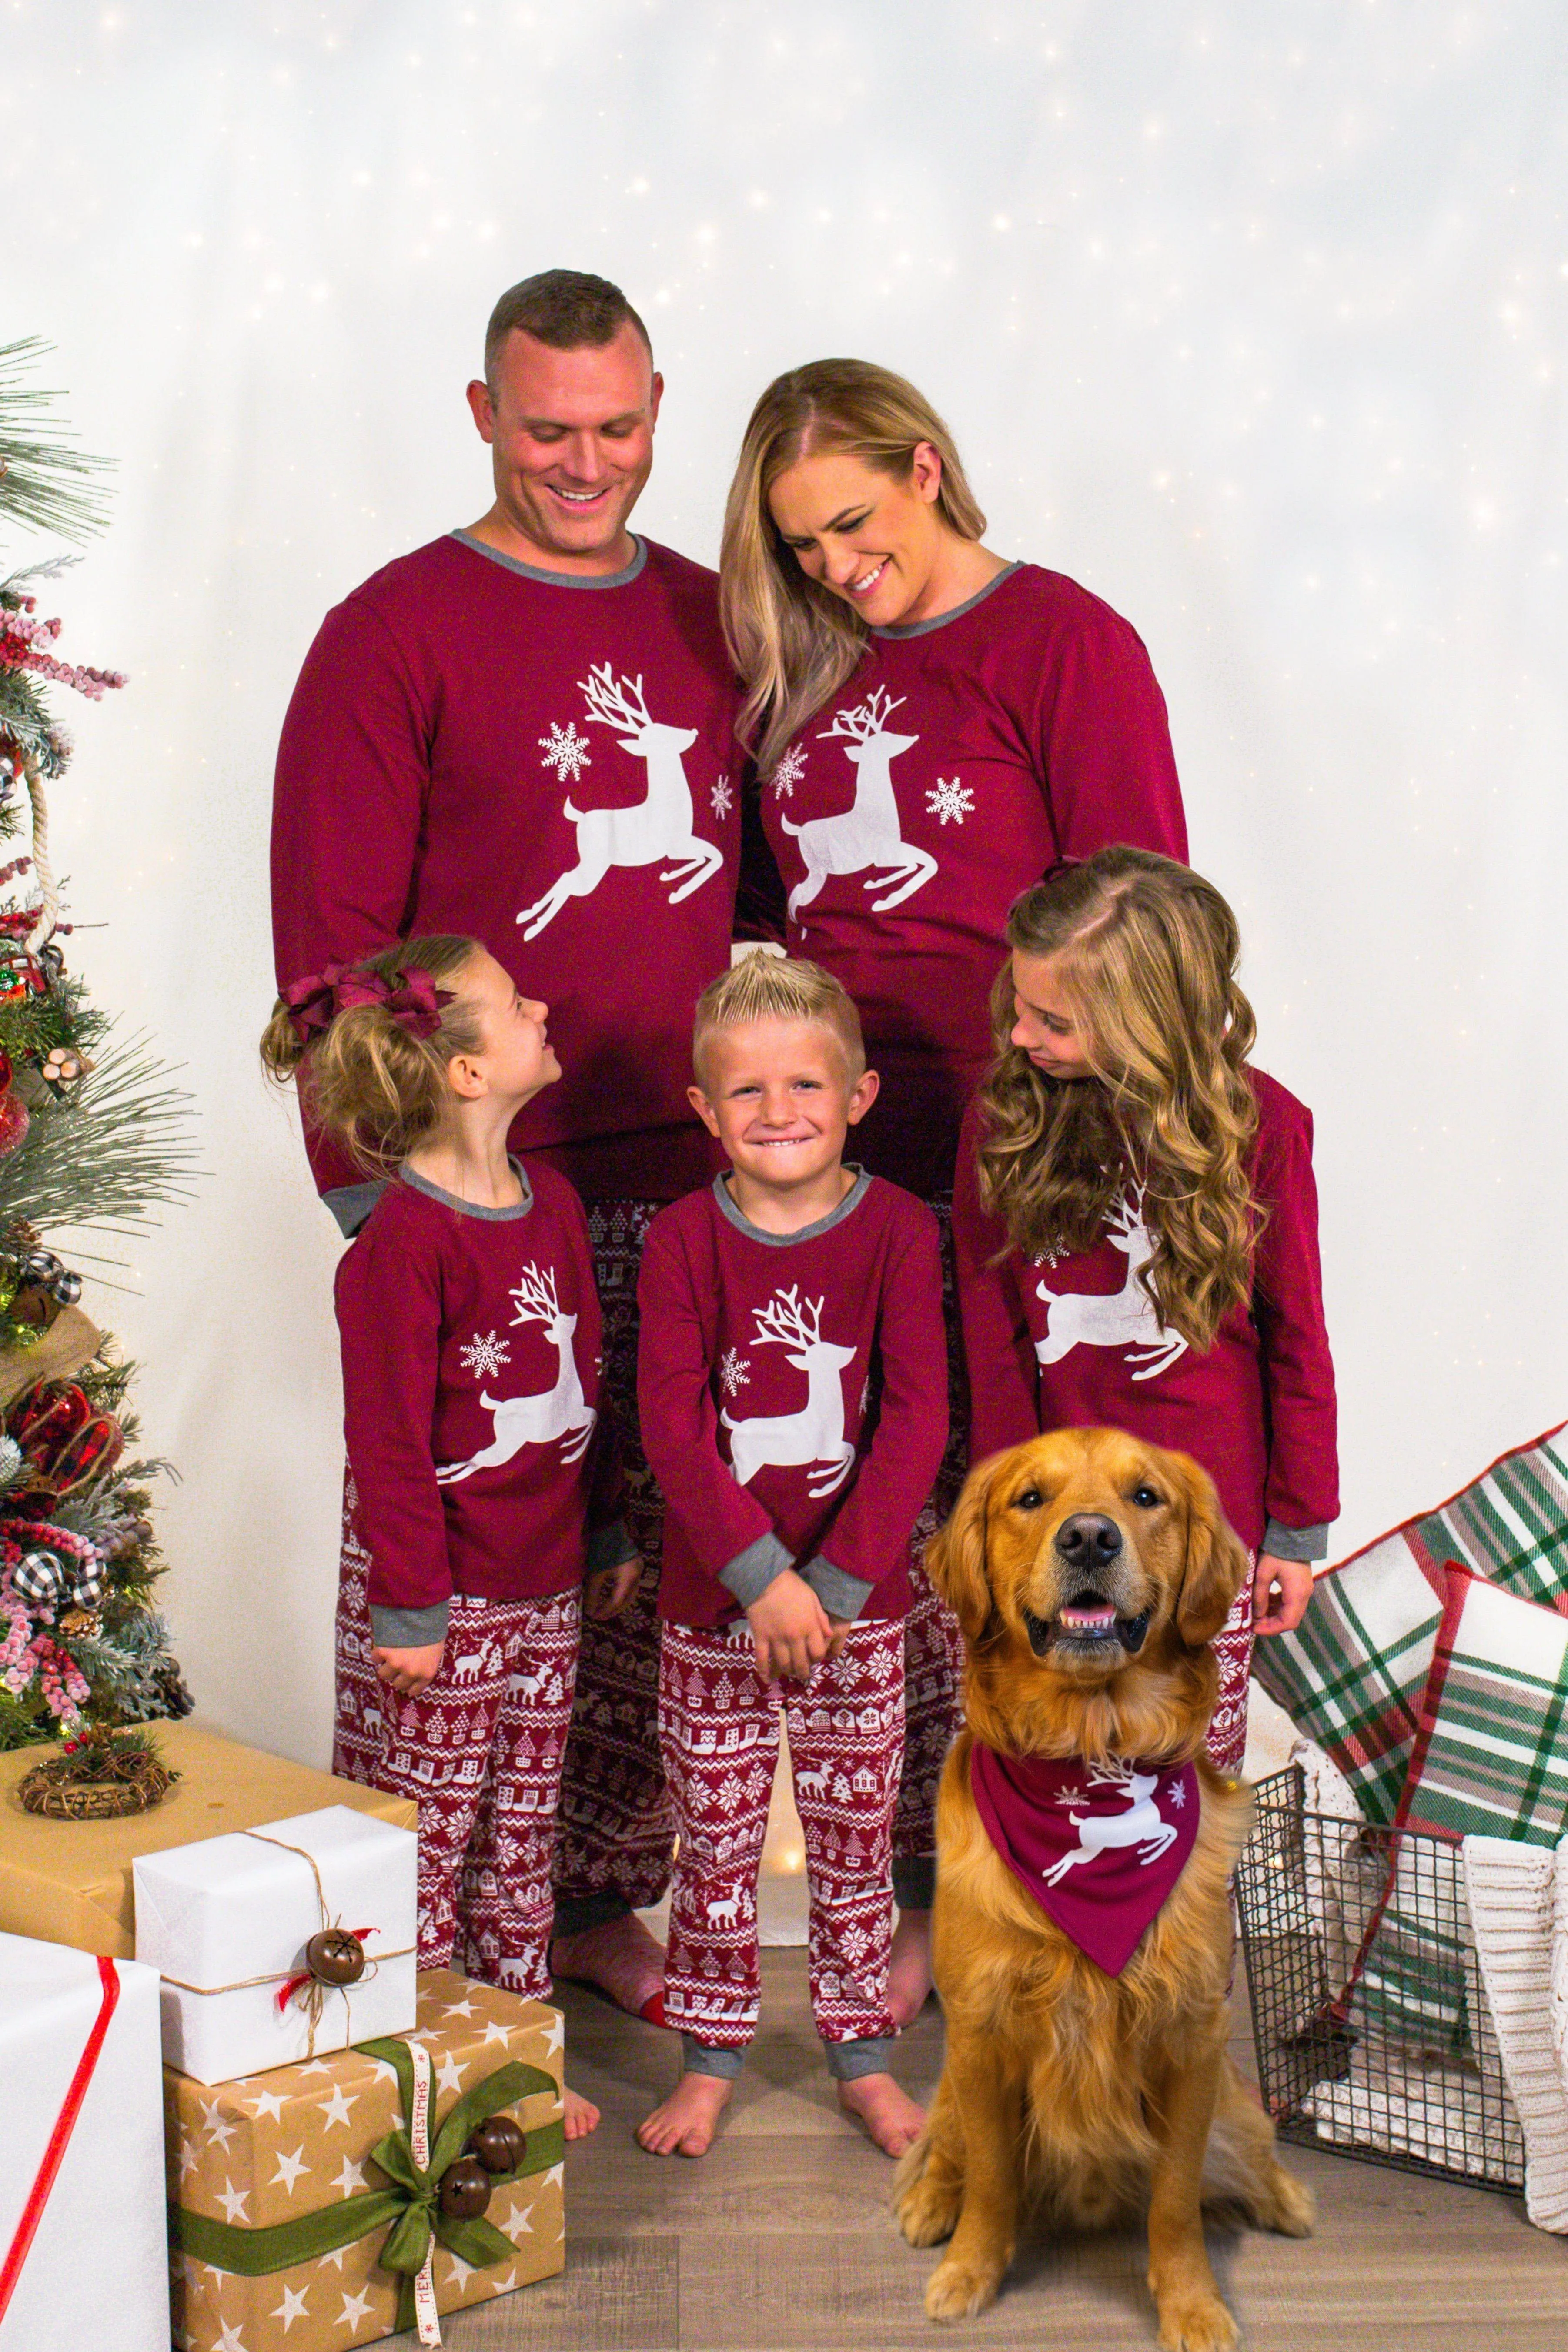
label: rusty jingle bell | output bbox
[304,1927,366,1987]
[466,2115,528,2175]
[437,2155,493,2219]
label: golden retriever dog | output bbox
[894,1427,1312,2351]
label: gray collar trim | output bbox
[450,528,648,589]
[872,561,1019,639]
[399,1157,535,1221]
[711,1166,872,1246]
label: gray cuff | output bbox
[325,1180,384,1238]
[719,1530,795,1610]
[1261,1520,1331,1563]
[823,2034,898,2081]
[584,1518,639,1579]
[799,1554,874,1623]
[368,1600,450,1648]
[681,2036,746,2079]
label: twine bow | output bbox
[281,962,444,1046]
[170,2040,561,2342]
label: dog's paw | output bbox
[924,2255,1004,2323]
[1154,2285,1239,2352]
[1259,2161,1314,2238]
[896,2168,961,2249]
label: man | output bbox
[272,269,744,2045]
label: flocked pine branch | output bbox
[0,1029,197,1236]
[0,342,115,543]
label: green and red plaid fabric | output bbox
[1397,1566,1568,1848]
[1252,1419,1568,1826]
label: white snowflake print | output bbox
[769,743,808,801]
[1054,1783,1087,1807]
[926,776,974,826]
[719,1348,751,1396]
[1167,1781,1186,1808]
[538,721,593,783]
[459,1330,511,1380]
[710,773,734,820]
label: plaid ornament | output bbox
[1397,1566,1568,1848]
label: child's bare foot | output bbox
[564,2084,600,2140]
[551,1912,667,2023]
[838,2071,925,2158]
[636,2070,733,2158]
[886,1905,933,2027]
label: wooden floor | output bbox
[421,1951,1563,2352]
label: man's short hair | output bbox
[484,269,653,388]
[692,952,867,1088]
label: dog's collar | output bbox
[969,1744,1200,1978]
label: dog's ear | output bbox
[925,1458,999,1646]
[1173,1452,1250,1649]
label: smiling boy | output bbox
[634,953,948,2160]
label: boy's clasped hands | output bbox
[744,1565,850,1682]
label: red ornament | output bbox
[0,1049,11,1091]
[0,1091,29,1157]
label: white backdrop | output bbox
[7,0,1566,1766]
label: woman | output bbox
[719,359,1189,2015]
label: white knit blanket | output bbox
[1462,1832,1568,2232]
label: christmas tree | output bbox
[0,339,195,1749]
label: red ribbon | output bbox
[275,1927,375,2013]
[282,963,444,1046]
[0,1954,120,2323]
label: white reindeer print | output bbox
[1034,1189,1188,1383]
[1041,1762,1180,1886]
[720,1287,858,1499]
[705,1896,740,1927]
[795,1765,830,1799]
[436,1264,597,1483]
[781,688,936,924]
[516,663,724,939]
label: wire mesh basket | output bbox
[1234,1764,1525,2192]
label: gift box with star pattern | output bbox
[164,1970,564,2352]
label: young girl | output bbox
[261,936,641,2137]
[951,847,1338,1774]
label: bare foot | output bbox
[564,2083,600,2140]
[886,1906,933,2028]
[551,1912,667,2022]
[636,2070,733,2158]
[838,2071,925,2158]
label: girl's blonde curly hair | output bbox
[260,936,485,1179]
[977,847,1263,1353]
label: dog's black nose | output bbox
[1054,1513,1123,1569]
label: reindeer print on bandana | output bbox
[1033,1186,1188,1383]
[781,688,937,928]
[437,1262,597,1483]
[719,1285,858,1499]
[516,661,724,939]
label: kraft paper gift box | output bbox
[0,1720,415,1959]
[135,1804,418,2085]
[166,1969,565,2352]
[0,1932,171,2352]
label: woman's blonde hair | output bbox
[692,950,866,1088]
[977,848,1262,1353]
[260,936,485,1178]
[719,359,986,775]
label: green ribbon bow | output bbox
[171,2035,564,2333]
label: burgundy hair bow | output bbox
[1040,853,1083,885]
[282,962,444,1045]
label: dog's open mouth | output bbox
[1023,1596,1153,1658]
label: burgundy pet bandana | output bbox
[969,1744,1200,1978]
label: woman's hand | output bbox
[745,1568,833,1682]
[372,1640,445,1696]
[1252,1552,1314,1637]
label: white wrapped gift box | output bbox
[0,1933,170,2352]
[133,1803,417,2084]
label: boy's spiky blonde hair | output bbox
[692,951,866,1088]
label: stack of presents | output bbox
[1240,1418,1568,2232]
[0,1724,565,2351]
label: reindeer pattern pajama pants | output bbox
[659,1615,905,2080]
[332,1493,580,1998]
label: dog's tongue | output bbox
[1058,1599,1118,1634]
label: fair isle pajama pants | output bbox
[332,1508,579,1998]
[659,1616,905,2081]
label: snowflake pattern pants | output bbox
[659,1615,905,2078]
[1204,1567,1256,1780]
[550,1198,679,1929]
[332,1493,580,1997]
